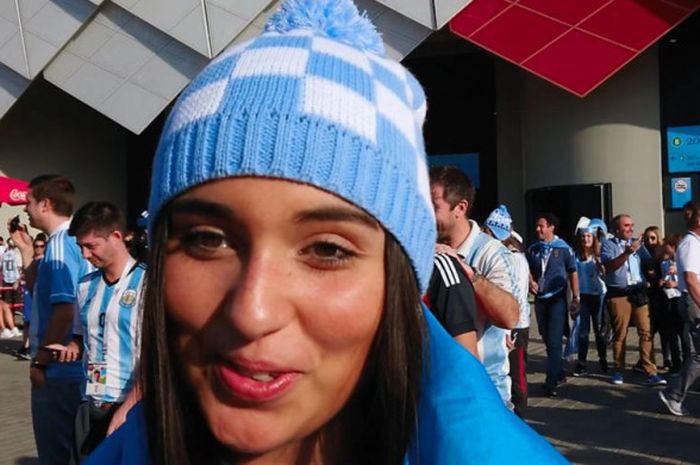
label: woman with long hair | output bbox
[82,1,567,464]
[643,225,671,371]
[573,226,608,375]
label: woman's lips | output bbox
[216,361,301,402]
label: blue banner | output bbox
[668,125,700,173]
[670,177,692,209]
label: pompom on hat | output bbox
[484,205,512,241]
[148,0,436,291]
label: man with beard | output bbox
[429,166,519,408]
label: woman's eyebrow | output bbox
[293,206,379,229]
[168,198,234,219]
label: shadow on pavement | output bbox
[0,338,23,355]
[524,352,700,464]
[15,457,38,465]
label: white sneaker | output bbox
[0,328,12,339]
[10,327,21,337]
[659,391,689,416]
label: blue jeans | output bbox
[577,294,607,363]
[535,292,567,387]
[31,377,83,465]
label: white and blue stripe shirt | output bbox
[457,220,519,406]
[74,257,146,402]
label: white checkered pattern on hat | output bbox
[166,31,425,165]
[152,26,435,291]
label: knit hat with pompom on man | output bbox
[148,0,437,292]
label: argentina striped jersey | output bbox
[456,219,518,406]
[74,257,146,402]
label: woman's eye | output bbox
[304,241,356,266]
[180,228,229,255]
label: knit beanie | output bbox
[574,216,591,234]
[587,218,608,236]
[148,0,436,292]
[484,205,512,241]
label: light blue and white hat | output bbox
[588,218,608,236]
[148,0,436,291]
[484,205,512,241]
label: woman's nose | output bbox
[224,252,295,341]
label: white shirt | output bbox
[1,248,22,284]
[677,231,700,293]
[456,219,517,406]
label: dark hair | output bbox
[611,214,631,234]
[68,201,125,238]
[536,212,559,231]
[29,175,75,217]
[663,233,682,250]
[683,200,700,230]
[429,166,476,214]
[140,210,424,465]
[33,233,47,243]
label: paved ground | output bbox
[0,322,698,465]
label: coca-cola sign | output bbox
[9,188,26,202]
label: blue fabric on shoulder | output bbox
[406,308,568,464]
[84,308,569,465]
[82,402,149,465]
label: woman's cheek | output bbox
[300,271,384,347]
[164,255,228,329]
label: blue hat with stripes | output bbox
[148,0,435,292]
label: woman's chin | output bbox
[205,404,297,457]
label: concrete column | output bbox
[497,47,664,236]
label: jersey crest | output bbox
[120,289,138,308]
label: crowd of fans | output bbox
[2,169,698,464]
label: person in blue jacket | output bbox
[84,1,569,464]
[527,213,580,397]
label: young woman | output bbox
[83,1,567,464]
[643,226,670,370]
[573,227,608,375]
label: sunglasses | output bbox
[34,244,46,248]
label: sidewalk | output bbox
[0,326,698,465]
[0,337,36,465]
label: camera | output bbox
[8,215,20,233]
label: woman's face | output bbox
[163,178,386,461]
[581,232,594,249]
[644,231,659,247]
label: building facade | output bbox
[1,0,698,238]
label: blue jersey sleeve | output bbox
[47,235,83,305]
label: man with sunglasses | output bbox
[14,235,46,360]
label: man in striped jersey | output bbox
[9,175,90,465]
[46,201,145,459]
[429,166,520,409]
[424,253,480,358]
